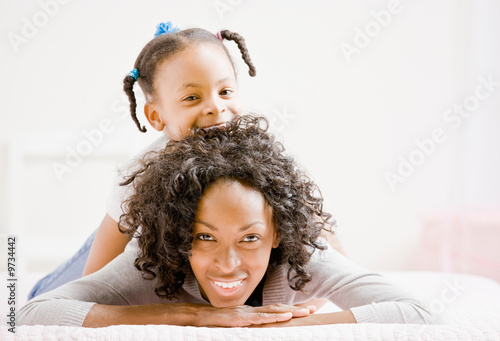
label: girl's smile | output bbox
[200,121,228,130]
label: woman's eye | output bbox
[242,235,260,242]
[197,234,214,241]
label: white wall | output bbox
[1,0,499,273]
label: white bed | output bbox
[1,271,500,340]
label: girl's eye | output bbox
[183,95,199,101]
[197,234,214,241]
[242,235,260,242]
[220,89,233,96]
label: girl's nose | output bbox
[215,246,241,273]
[202,94,226,116]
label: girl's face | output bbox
[145,43,242,140]
[189,180,280,308]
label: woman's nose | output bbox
[215,246,241,273]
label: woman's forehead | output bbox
[196,179,274,227]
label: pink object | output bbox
[215,31,223,42]
[418,207,500,282]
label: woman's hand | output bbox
[194,303,315,327]
[250,310,356,328]
[84,302,314,328]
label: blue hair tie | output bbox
[154,21,180,37]
[128,68,139,81]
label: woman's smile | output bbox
[209,278,246,297]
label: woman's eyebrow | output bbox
[194,220,264,232]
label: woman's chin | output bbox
[208,297,248,308]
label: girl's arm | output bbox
[83,135,172,276]
[82,213,131,276]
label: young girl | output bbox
[82,22,256,277]
[19,115,435,327]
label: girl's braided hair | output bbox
[123,28,256,133]
[119,115,334,299]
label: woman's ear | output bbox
[272,230,280,248]
[144,102,165,132]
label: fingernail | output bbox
[307,305,316,311]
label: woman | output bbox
[19,115,435,327]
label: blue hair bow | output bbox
[128,68,139,81]
[154,21,180,37]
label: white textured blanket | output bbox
[2,271,500,340]
[2,321,500,341]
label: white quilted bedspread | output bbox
[2,319,500,341]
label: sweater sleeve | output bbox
[296,241,438,324]
[18,244,157,326]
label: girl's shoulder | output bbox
[121,134,170,173]
[106,134,169,222]
[134,134,170,161]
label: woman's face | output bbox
[189,180,280,307]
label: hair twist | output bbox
[220,30,257,77]
[123,75,147,133]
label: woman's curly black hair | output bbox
[119,115,334,299]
